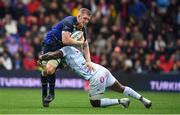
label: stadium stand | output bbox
[0,0,179,73]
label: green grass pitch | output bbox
[0,88,180,114]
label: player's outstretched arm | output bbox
[83,40,94,71]
[38,50,63,61]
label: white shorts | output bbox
[89,66,116,100]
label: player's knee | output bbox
[46,66,56,75]
[109,81,125,93]
[46,69,55,75]
[90,100,100,107]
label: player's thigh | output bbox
[46,59,61,74]
[104,68,116,88]
[89,70,107,99]
[104,68,125,92]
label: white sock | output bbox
[100,98,119,107]
[123,86,141,100]
[141,97,151,103]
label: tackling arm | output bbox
[39,50,63,61]
[83,39,94,71]
[83,40,91,62]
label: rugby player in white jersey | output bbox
[38,45,152,108]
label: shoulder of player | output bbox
[63,16,76,25]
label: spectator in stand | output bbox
[0,0,179,73]
[13,52,22,70]
[0,47,13,70]
[156,0,170,16]
[132,25,144,48]
[0,0,6,18]
[20,31,33,54]
[158,55,174,73]
[0,39,4,54]
[94,34,107,56]
[14,1,28,20]
[27,0,41,16]
[99,51,108,68]
[4,14,17,35]
[110,46,124,72]
[128,0,147,21]
[18,16,28,37]
[90,45,100,64]
[154,34,166,52]
[5,36,19,56]
[134,59,143,73]
[23,50,37,70]
[32,34,43,60]
[47,0,59,15]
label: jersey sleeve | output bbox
[62,21,73,32]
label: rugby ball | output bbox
[71,31,83,40]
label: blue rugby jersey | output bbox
[43,16,87,46]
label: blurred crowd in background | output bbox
[0,0,179,73]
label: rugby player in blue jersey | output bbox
[40,8,92,107]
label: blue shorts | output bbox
[42,42,62,54]
[42,33,64,54]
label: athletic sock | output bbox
[41,74,48,98]
[48,73,56,96]
[100,98,119,107]
[123,86,141,100]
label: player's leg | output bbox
[39,61,55,107]
[89,95,130,108]
[105,68,152,108]
[44,59,61,103]
[110,81,152,108]
[109,81,152,108]
[40,67,48,107]
[88,70,130,108]
[40,45,49,107]
[39,51,62,98]
[39,48,63,107]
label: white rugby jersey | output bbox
[59,46,101,80]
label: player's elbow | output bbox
[90,100,101,107]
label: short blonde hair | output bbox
[79,8,92,16]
